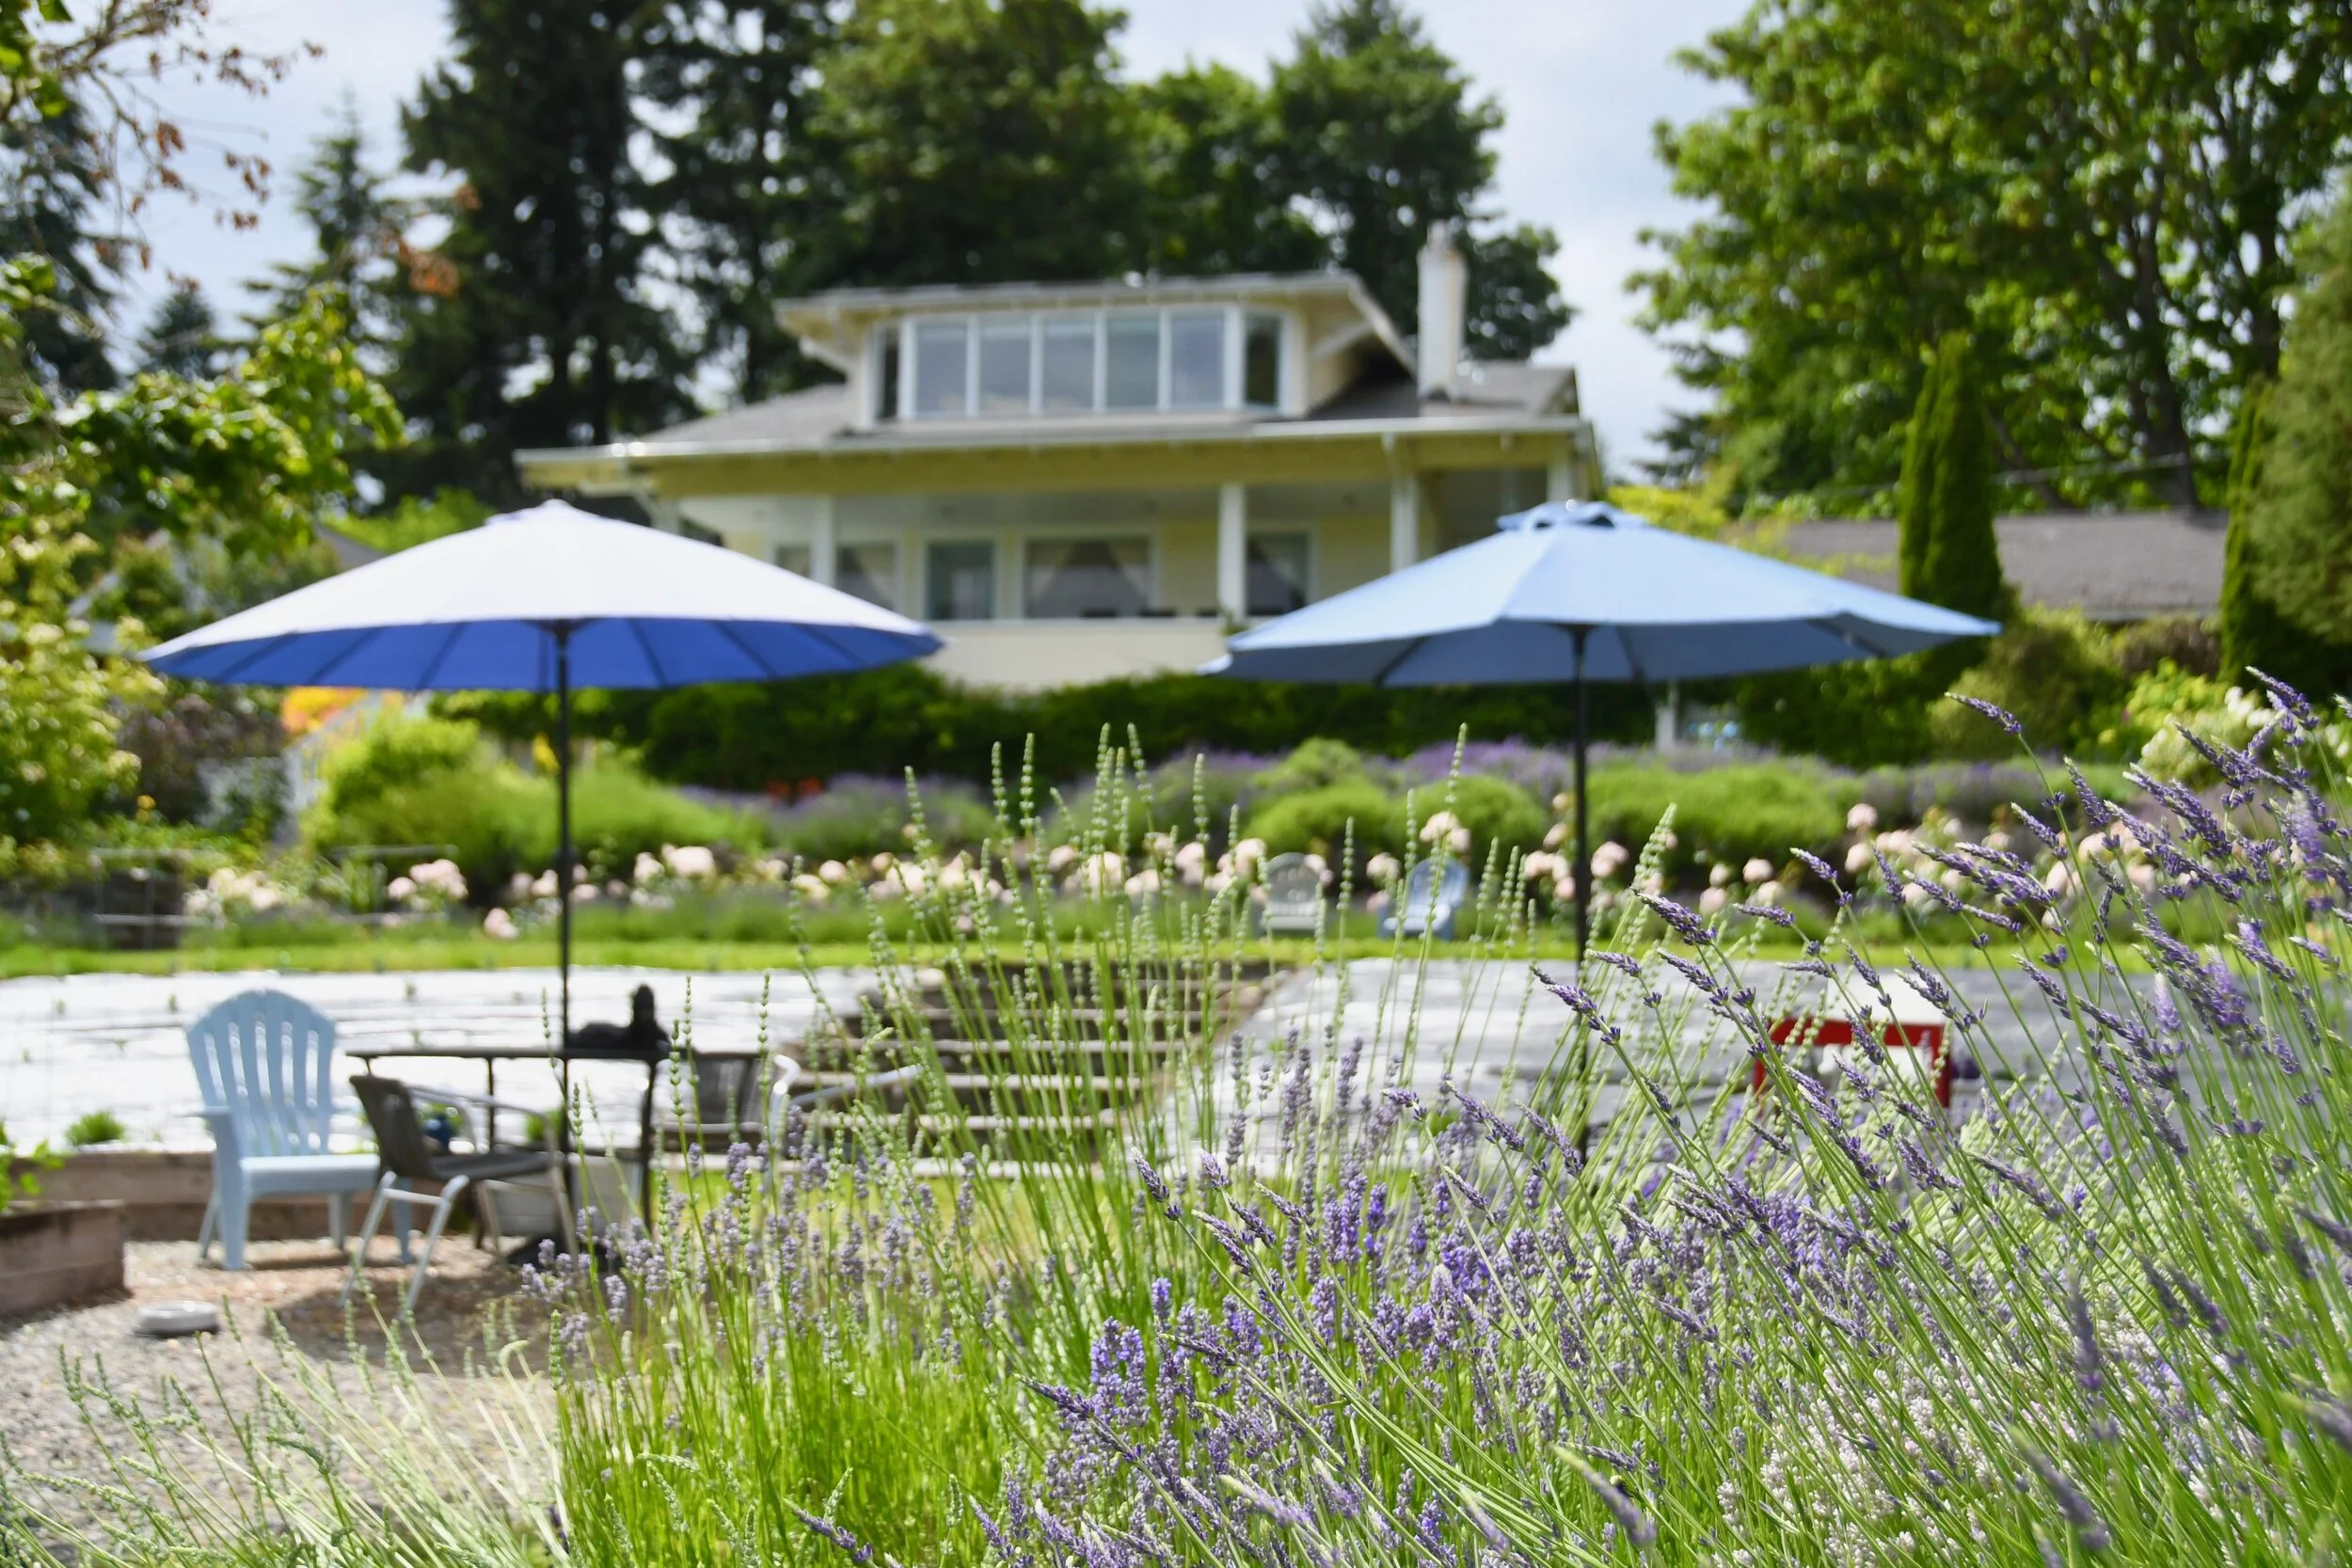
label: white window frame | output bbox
[882,306,1290,420]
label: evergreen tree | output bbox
[135,281,221,379]
[809,0,1144,287]
[2217,378,2321,689]
[1897,333,2010,621]
[393,0,691,499]
[0,101,119,392]
[1135,64,1325,279]
[2250,194,2352,660]
[638,1,836,403]
[1268,0,1569,356]
[247,98,411,359]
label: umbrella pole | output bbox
[556,629,574,1047]
[1572,627,1590,961]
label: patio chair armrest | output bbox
[789,1064,922,1111]
[401,1084,562,1120]
[195,1106,241,1160]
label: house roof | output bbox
[537,360,1578,464]
[1774,511,2226,621]
[778,269,1412,372]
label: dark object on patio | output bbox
[344,1074,573,1314]
[564,984,672,1061]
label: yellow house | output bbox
[516,229,1597,692]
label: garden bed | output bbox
[0,1201,125,1317]
[8,1148,341,1243]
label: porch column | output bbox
[1547,443,1578,504]
[1216,482,1248,623]
[810,495,837,587]
[1390,467,1421,575]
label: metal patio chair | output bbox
[342,1074,573,1314]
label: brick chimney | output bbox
[1416,222,1466,400]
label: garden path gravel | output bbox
[0,1239,550,1550]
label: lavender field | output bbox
[10,706,2350,1568]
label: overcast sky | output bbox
[119,0,1753,471]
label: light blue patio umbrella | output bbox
[144,499,942,1039]
[1206,500,1999,953]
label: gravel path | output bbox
[0,1239,551,1551]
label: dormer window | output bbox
[872,305,1286,421]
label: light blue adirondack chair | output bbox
[188,990,382,1270]
[1378,858,1470,940]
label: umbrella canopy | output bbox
[1207,500,1996,686]
[1206,500,1999,964]
[144,500,942,1167]
[145,499,940,689]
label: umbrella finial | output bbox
[1496,500,1649,533]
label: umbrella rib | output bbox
[409,623,469,693]
[709,619,789,680]
[310,624,399,687]
[205,634,299,684]
[627,619,673,688]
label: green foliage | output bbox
[2249,191,2352,694]
[332,486,492,555]
[54,287,402,562]
[1268,0,1569,358]
[305,713,764,892]
[1134,64,1326,279]
[813,0,1143,289]
[1422,771,1547,862]
[634,3,835,404]
[1642,0,2350,506]
[393,0,692,499]
[62,1108,124,1148]
[1933,609,2129,758]
[1605,482,1734,539]
[0,1114,56,1212]
[2219,378,2306,687]
[134,281,222,379]
[1898,333,2010,621]
[578,666,1654,794]
[1250,737,1375,797]
[1585,761,1850,876]
[1246,778,1407,864]
[1733,656,1943,768]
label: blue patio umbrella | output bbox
[1206,501,1998,954]
[145,499,942,1039]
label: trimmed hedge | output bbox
[446,666,1657,792]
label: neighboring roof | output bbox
[1774,511,2225,621]
[314,521,388,571]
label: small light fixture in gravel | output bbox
[135,1301,220,1338]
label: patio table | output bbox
[344,1042,768,1216]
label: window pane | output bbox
[913,321,968,417]
[837,544,898,610]
[927,541,995,621]
[1041,318,1096,411]
[1244,313,1281,407]
[1026,538,1150,619]
[876,330,900,420]
[1169,310,1225,408]
[977,319,1032,414]
[1246,533,1310,617]
[1104,314,1159,409]
[773,544,812,578]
